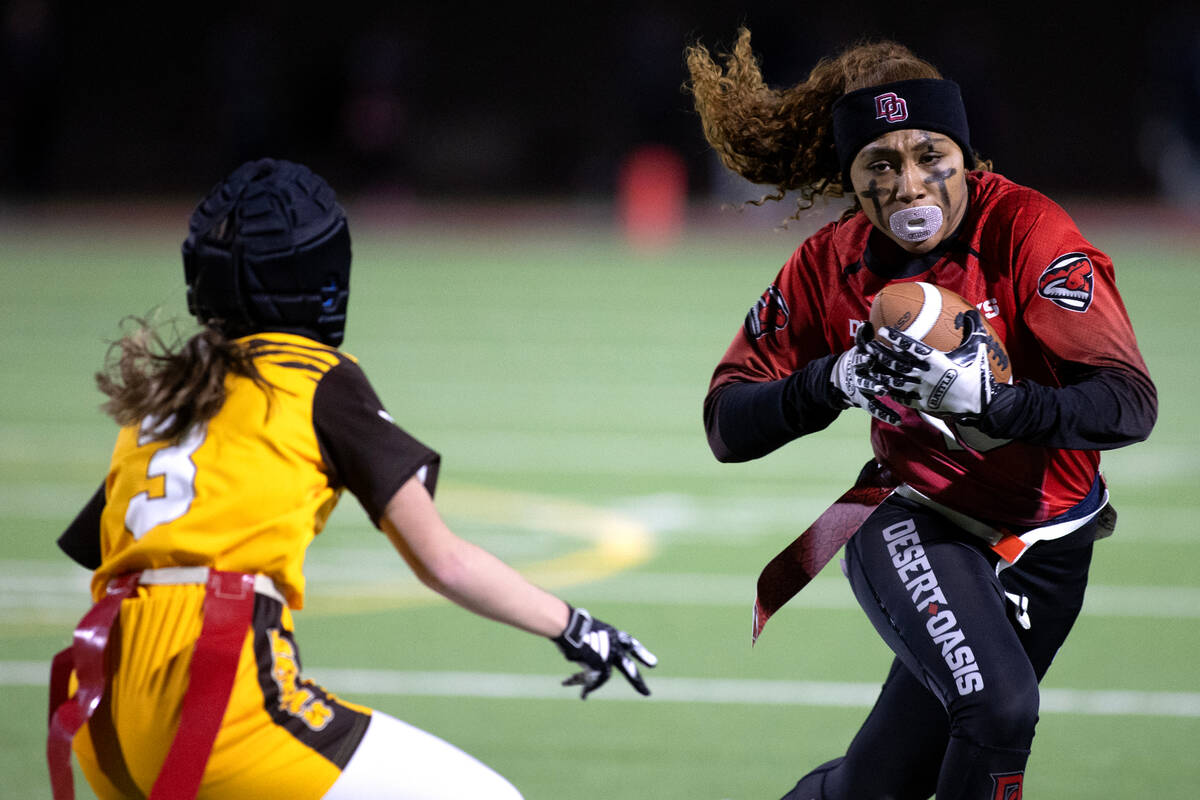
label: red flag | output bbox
[752,463,896,644]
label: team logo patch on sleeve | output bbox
[744,284,790,339]
[990,771,1023,799]
[1037,253,1093,312]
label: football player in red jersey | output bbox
[49,159,655,800]
[687,29,1156,799]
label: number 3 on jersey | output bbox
[125,417,207,539]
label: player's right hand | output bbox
[830,323,900,426]
[552,605,657,699]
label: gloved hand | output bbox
[552,605,657,699]
[864,309,998,421]
[830,322,901,426]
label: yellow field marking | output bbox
[302,483,655,617]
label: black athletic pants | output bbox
[782,495,1096,800]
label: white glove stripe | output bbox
[585,630,610,661]
[620,654,638,678]
[631,640,658,667]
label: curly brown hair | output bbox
[685,28,985,217]
[96,318,273,444]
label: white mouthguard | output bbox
[888,205,943,242]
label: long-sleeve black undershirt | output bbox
[704,354,843,462]
[975,366,1157,449]
[58,483,105,569]
[704,358,1157,463]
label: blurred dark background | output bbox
[2,1,1199,206]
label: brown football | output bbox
[869,282,1012,382]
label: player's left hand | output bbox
[864,309,997,420]
[552,605,657,699]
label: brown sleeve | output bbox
[313,360,440,528]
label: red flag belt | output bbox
[47,569,256,800]
[752,481,893,644]
[751,461,1047,643]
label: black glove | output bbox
[552,605,657,699]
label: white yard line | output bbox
[3,661,1197,718]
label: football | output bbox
[868,281,1012,382]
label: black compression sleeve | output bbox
[57,482,105,570]
[704,354,843,462]
[974,367,1157,449]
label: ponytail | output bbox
[96,318,272,443]
[686,29,956,217]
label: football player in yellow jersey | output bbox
[50,158,656,800]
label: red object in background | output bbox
[617,145,687,249]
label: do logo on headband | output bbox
[874,92,908,123]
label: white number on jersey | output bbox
[125,416,207,539]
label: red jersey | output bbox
[710,171,1152,527]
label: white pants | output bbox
[323,711,524,799]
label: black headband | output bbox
[832,78,974,186]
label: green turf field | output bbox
[2,201,1197,798]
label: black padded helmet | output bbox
[182,158,351,346]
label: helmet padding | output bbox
[182,158,351,346]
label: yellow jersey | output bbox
[81,332,439,608]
